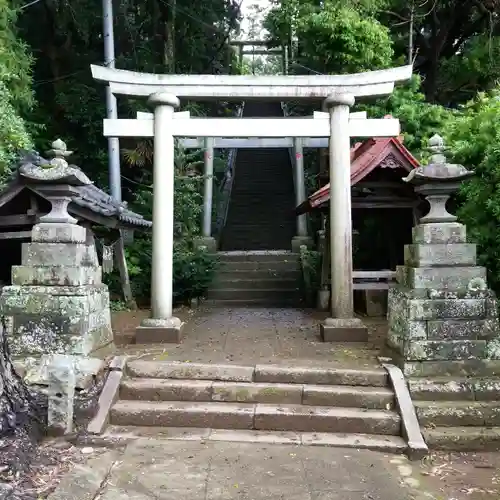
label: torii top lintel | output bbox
[90,64,413,101]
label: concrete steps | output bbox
[207,288,300,301]
[221,101,295,251]
[212,279,299,290]
[111,400,400,434]
[215,270,300,281]
[101,360,409,453]
[120,378,394,409]
[217,261,300,272]
[409,376,500,450]
[207,251,302,307]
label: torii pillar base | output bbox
[136,317,184,344]
[320,317,368,343]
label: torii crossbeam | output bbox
[92,64,412,343]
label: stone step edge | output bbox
[409,377,500,402]
[215,270,301,275]
[217,251,298,256]
[207,288,300,293]
[78,426,408,454]
[423,426,500,451]
[415,400,500,427]
[415,400,500,409]
[110,399,399,417]
[125,360,388,386]
[202,299,301,306]
[108,400,401,436]
[212,278,299,284]
[119,378,395,407]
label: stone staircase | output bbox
[206,251,302,306]
[220,102,296,252]
[97,360,409,453]
[409,375,500,450]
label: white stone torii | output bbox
[91,64,412,100]
[138,110,368,148]
[92,64,412,343]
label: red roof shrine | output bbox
[296,134,420,215]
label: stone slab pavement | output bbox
[49,439,437,500]
[103,307,387,367]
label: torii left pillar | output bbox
[136,92,184,343]
[320,93,367,342]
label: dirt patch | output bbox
[418,451,500,500]
[0,374,107,499]
[0,440,106,499]
[111,309,149,346]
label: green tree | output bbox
[295,5,393,74]
[446,90,500,291]
[0,0,34,181]
[16,0,242,187]
[379,0,500,104]
[265,0,393,74]
[360,76,455,154]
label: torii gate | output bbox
[91,64,412,343]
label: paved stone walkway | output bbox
[105,307,386,367]
[63,308,417,500]
[50,439,434,500]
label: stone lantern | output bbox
[386,134,500,377]
[1,139,113,363]
[403,133,474,224]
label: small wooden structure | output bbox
[296,135,422,315]
[0,150,151,304]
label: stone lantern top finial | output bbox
[18,139,92,186]
[403,133,473,185]
[428,134,448,165]
[46,138,73,167]
[402,132,474,224]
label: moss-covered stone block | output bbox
[427,319,494,340]
[404,339,486,361]
[12,265,101,286]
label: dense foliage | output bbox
[447,91,500,291]
[0,0,33,181]
[264,0,500,296]
[266,1,393,74]
[360,76,455,154]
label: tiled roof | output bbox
[2,152,151,229]
[72,183,151,228]
[296,135,420,215]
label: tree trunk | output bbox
[164,0,176,73]
[0,316,44,474]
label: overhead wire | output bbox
[19,0,42,10]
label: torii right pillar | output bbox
[320,93,368,342]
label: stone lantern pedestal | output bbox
[387,135,500,377]
[0,140,113,385]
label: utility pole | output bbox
[102,0,121,201]
[102,0,135,309]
